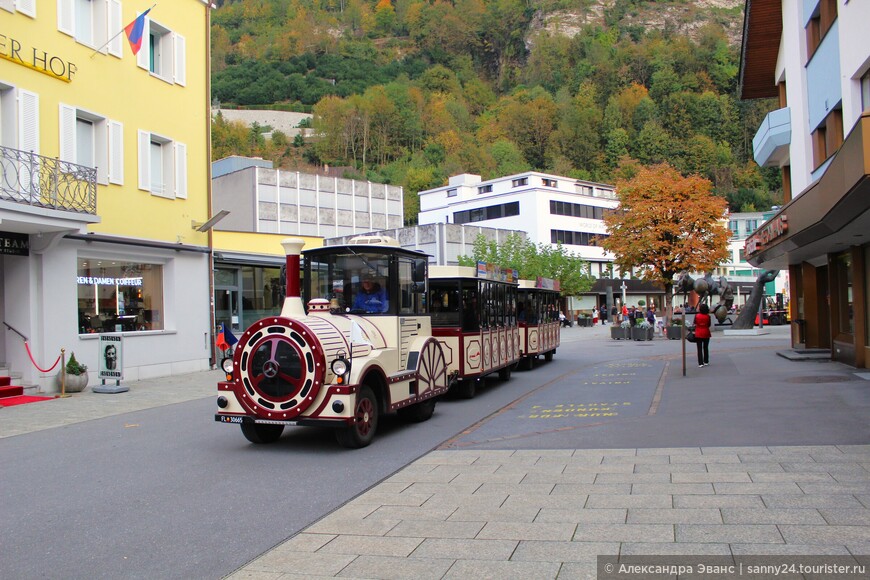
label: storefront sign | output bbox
[0,33,77,83]
[0,231,29,256]
[745,214,788,256]
[77,276,143,286]
[98,334,124,380]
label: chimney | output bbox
[280,238,306,317]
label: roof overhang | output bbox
[739,0,783,100]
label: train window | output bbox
[306,252,391,314]
[398,259,416,315]
[429,285,460,327]
[461,282,479,332]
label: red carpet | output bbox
[0,395,54,407]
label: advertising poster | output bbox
[98,334,123,381]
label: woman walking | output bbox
[694,303,712,367]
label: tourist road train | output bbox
[215,236,561,448]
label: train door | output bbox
[396,256,428,371]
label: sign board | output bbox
[98,333,123,380]
[0,231,29,256]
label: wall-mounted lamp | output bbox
[192,210,230,232]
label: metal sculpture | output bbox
[732,270,779,329]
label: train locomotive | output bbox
[215,236,562,448]
[215,236,449,448]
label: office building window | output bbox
[549,200,605,219]
[477,184,492,194]
[550,229,608,246]
[861,70,870,112]
[728,220,739,237]
[806,0,837,62]
[512,177,527,187]
[446,188,457,197]
[812,107,844,169]
[454,201,519,224]
[77,258,164,333]
[134,17,186,85]
[542,178,557,187]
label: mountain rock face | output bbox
[537,0,745,45]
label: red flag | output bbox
[124,8,152,55]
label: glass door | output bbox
[214,267,241,333]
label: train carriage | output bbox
[215,236,449,448]
[428,265,521,399]
[517,279,561,370]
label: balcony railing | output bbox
[753,107,791,168]
[0,145,97,214]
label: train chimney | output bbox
[281,238,306,317]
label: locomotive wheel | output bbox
[240,422,284,444]
[498,365,512,381]
[398,397,437,423]
[336,386,378,449]
[455,379,476,400]
[544,350,555,362]
[520,356,535,371]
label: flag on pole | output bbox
[216,322,238,352]
[124,8,153,55]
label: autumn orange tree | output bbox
[600,163,730,322]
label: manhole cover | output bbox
[786,375,854,384]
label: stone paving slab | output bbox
[229,447,870,578]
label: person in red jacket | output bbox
[694,302,712,367]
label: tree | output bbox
[599,163,730,322]
[457,233,594,297]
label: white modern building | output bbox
[418,172,619,278]
[212,160,404,238]
[740,0,870,366]
[718,211,789,307]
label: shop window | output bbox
[77,258,164,333]
[835,252,853,335]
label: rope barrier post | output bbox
[59,348,69,399]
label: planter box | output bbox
[610,327,630,340]
[666,326,683,340]
[631,327,654,341]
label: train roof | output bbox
[304,235,430,259]
[430,265,519,285]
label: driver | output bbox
[353,277,388,313]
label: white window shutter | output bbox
[109,120,123,184]
[57,0,73,35]
[138,129,151,191]
[16,0,36,17]
[0,0,14,14]
[108,0,122,57]
[19,89,39,154]
[95,119,108,184]
[58,104,77,163]
[136,16,150,70]
[174,141,187,199]
[173,33,186,86]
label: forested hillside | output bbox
[210,0,781,222]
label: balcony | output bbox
[753,107,791,168]
[0,145,96,214]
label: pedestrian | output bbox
[600,304,607,325]
[592,307,599,325]
[611,304,618,324]
[621,303,628,322]
[646,307,655,326]
[694,302,712,367]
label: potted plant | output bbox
[666,319,684,340]
[56,351,89,393]
[611,319,631,340]
[632,319,653,341]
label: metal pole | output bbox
[59,349,68,398]
[681,291,686,377]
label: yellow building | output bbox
[0,1,212,391]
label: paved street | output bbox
[2,323,869,579]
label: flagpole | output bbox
[90,3,157,58]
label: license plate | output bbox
[218,415,244,424]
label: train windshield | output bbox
[307,252,392,314]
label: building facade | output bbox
[1,1,212,391]
[418,172,619,278]
[740,0,870,366]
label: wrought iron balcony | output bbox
[0,145,97,214]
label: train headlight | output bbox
[220,357,234,380]
[331,357,350,378]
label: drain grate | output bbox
[786,375,854,384]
